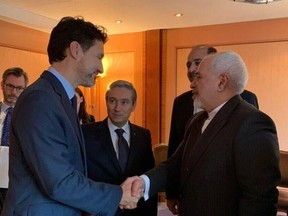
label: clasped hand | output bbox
[119,176,145,209]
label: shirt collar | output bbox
[1,101,13,112]
[207,101,228,120]
[107,118,130,134]
[47,66,75,100]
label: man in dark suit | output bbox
[1,17,139,216]
[132,51,280,216]
[167,45,259,158]
[82,80,158,216]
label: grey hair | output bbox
[106,80,137,104]
[209,51,248,94]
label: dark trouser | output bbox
[0,188,7,213]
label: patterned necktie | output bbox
[115,128,129,172]
[1,107,13,146]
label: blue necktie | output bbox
[1,107,13,146]
[115,128,129,172]
[71,95,77,113]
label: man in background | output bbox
[0,67,28,213]
[82,80,158,216]
[1,17,139,216]
[167,45,258,158]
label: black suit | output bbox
[82,118,158,216]
[167,89,259,158]
[147,95,280,216]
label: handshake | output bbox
[119,176,145,209]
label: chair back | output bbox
[279,150,288,186]
[153,143,168,165]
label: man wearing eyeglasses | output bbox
[167,45,259,158]
[0,67,28,213]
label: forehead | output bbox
[4,75,25,86]
[187,47,209,61]
[197,57,212,74]
[107,87,132,99]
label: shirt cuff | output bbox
[140,174,150,201]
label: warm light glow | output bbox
[115,20,122,24]
[100,57,110,78]
[174,13,183,17]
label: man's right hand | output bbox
[119,176,143,209]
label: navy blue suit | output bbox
[82,118,158,216]
[1,71,122,216]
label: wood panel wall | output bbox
[163,18,288,150]
[1,17,288,149]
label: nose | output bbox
[11,87,18,94]
[113,101,120,111]
[97,62,104,75]
[188,62,198,73]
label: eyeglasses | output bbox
[4,83,25,92]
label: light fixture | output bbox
[233,0,280,4]
[174,13,183,17]
[115,20,122,24]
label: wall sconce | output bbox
[233,0,280,4]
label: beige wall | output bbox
[163,18,288,150]
[0,20,50,98]
[1,18,288,149]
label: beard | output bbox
[193,97,204,112]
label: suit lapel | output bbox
[125,123,137,173]
[186,95,242,172]
[40,71,87,171]
[102,119,125,175]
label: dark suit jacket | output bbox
[2,71,122,216]
[147,95,280,216]
[82,119,157,216]
[167,89,259,158]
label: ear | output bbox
[69,41,82,59]
[218,74,229,92]
[131,101,137,112]
[1,81,4,90]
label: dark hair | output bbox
[207,47,217,54]
[75,87,94,124]
[2,67,29,87]
[48,16,108,64]
[106,80,137,105]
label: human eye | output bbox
[120,100,130,106]
[108,98,116,104]
[16,86,25,91]
[6,84,14,89]
[195,60,202,66]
